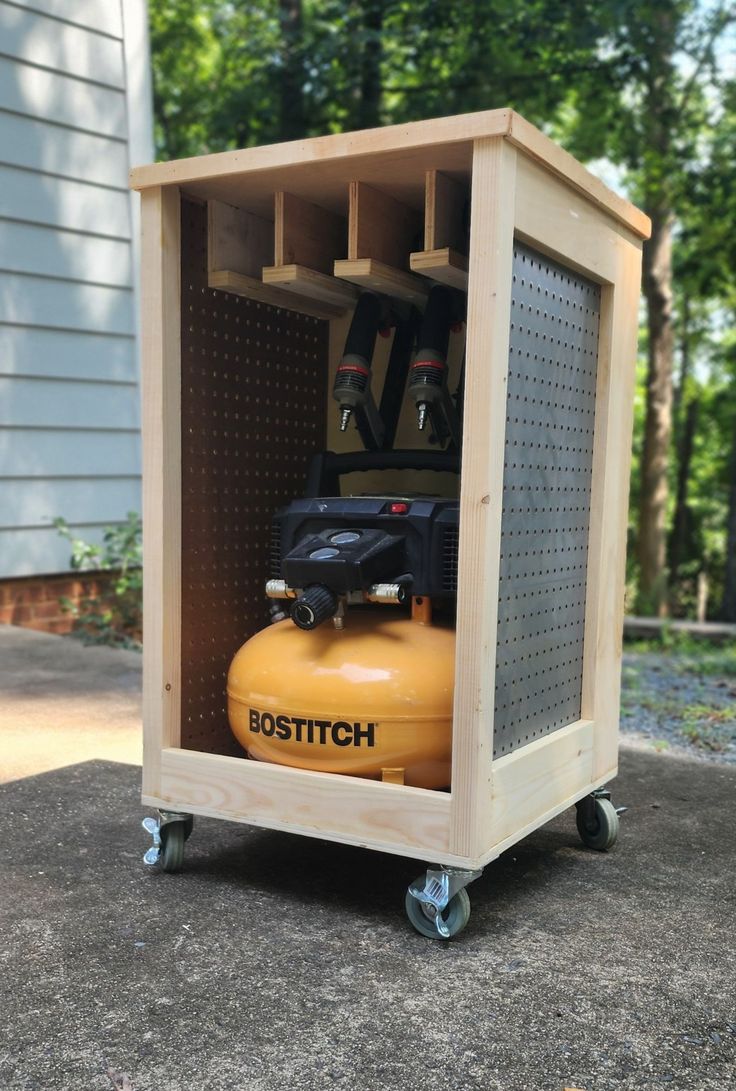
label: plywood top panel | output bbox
[140,141,475,220]
[130,110,504,195]
[130,109,650,239]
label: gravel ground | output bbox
[620,644,736,765]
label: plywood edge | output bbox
[155,748,455,862]
[506,112,651,240]
[410,247,468,290]
[334,257,429,306]
[209,268,340,319]
[263,263,357,311]
[130,109,512,191]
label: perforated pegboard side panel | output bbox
[493,242,600,759]
[180,198,328,754]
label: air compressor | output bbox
[226,285,464,791]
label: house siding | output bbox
[0,0,151,577]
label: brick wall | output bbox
[0,572,119,635]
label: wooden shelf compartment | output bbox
[333,181,429,305]
[410,169,470,291]
[207,198,343,320]
[262,191,357,312]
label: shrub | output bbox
[54,512,142,648]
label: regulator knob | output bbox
[291,584,338,630]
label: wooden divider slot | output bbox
[274,191,345,272]
[334,181,428,306]
[207,199,341,319]
[262,191,356,312]
[410,170,469,291]
[425,170,467,251]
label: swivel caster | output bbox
[142,811,194,873]
[405,866,481,939]
[575,789,619,851]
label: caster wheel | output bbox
[577,796,619,851]
[159,821,186,873]
[405,884,471,940]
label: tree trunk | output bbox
[637,207,675,615]
[720,416,736,621]
[668,395,698,593]
[278,0,307,141]
[357,0,384,129]
[673,293,691,422]
[634,4,679,617]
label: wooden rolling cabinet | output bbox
[131,110,649,926]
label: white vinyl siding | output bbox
[0,222,133,287]
[0,477,140,528]
[0,325,137,381]
[0,274,135,335]
[0,5,125,87]
[0,428,141,477]
[0,165,132,236]
[0,58,127,136]
[0,0,152,577]
[0,376,139,428]
[1,112,130,187]
[4,0,124,38]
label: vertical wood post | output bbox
[450,138,516,858]
[581,249,643,780]
[140,185,181,797]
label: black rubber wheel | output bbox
[159,821,186,872]
[576,796,619,851]
[405,885,471,939]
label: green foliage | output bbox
[560,1,734,204]
[148,0,617,159]
[54,514,142,649]
[147,0,736,620]
[665,80,736,617]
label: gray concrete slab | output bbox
[0,625,734,1091]
[0,624,141,781]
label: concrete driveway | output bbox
[0,624,141,781]
[0,624,734,1091]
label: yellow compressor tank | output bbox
[227,608,454,789]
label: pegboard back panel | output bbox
[493,241,600,759]
[180,198,328,754]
